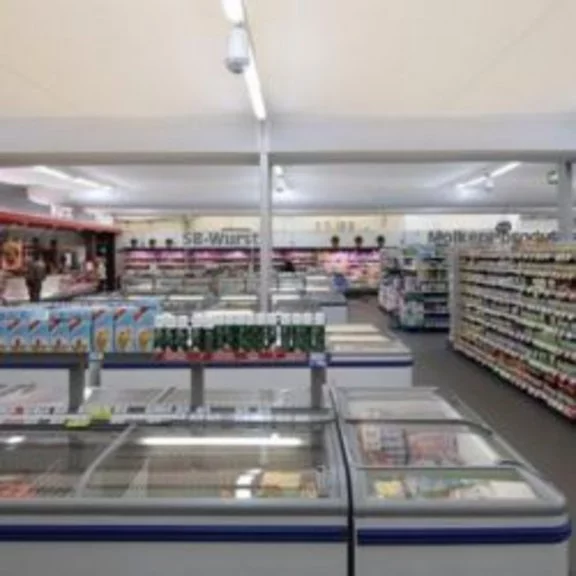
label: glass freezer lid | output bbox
[362,468,539,501]
[347,421,500,467]
[0,429,120,499]
[326,324,380,335]
[334,388,461,421]
[83,423,339,500]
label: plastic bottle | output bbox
[177,315,190,352]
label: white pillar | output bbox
[258,121,272,311]
[557,161,573,242]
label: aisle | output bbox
[349,299,576,568]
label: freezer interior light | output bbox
[3,436,26,445]
[138,436,303,447]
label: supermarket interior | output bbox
[0,0,576,575]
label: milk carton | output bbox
[28,308,50,353]
[132,302,157,353]
[67,308,92,353]
[91,306,114,354]
[0,308,8,353]
[113,305,136,352]
[6,308,31,353]
[49,309,70,352]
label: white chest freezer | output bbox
[327,333,413,388]
[0,420,349,576]
[335,388,570,576]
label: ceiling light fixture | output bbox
[33,166,111,190]
[457,162,522,189]
[138,435,303,447]
[244,51,267,120]
[489,162,522,178]
[221,0,245,24]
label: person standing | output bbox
[25,253,46,302]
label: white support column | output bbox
[258,121,272,311]
[557,161,573,242]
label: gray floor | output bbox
[349,299,576,568]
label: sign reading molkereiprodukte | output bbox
[183,230,260,247]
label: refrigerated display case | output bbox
[327,333,413,388]
[0,421,348,576]
[333,387,570,576]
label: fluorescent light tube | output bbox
[244,53,267,120]
[33,166,72,181]
[139,436,303,447]
[490,162,521,178]
[222,0,245,24]
[457,175,488,189]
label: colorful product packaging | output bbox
[28,309,50,353]
[0,309,7,353]
[113,305,136,352]
[49,309,70,352]
[91,306,114,354]
[67,308,92,353]
[6,308,31,353]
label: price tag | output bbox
[309,353,327,367]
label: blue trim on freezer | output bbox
[357,523,572,546]
[100,361,310,369]
[329,360,413,368]
[0,524,348,543]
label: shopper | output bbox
[24,253,46,302]
[281,258,296,273]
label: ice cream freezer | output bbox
[333,388,571,576]
[327,333,413,389]
[271,292,348,324]
[0,420,349,576]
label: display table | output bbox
[327,333,413,388]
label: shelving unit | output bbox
[122,247,380,293]
[378,245,450,330]
[450,246,576,420]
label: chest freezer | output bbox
[327,334,413,389]
[341,415,569,576]
[326,323,380,337]
[0,421,348,576]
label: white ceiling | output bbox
[0,0,574,118]
[15,161,553,213]
[0,1,574,214]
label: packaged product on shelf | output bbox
[113,305,136,352]
[66,308,92,353]
[153,312,171,353]
[189,313,201,352]
[280,313,294,352]
[133,303,156,352]
[6,307,32,352]
[313,312,326,352]
[0,309,7,352]
[201,314,214,354]
[28,308,50,353]
[49,309,71,352]
[177,315,190,352]
[267,313,279,350]
[92,306,114,353]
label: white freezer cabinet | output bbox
[0,420,348,576]
[327,333,413,389]
[335,388,570,576]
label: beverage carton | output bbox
[6,308,32,353]
[49,309,70,352]
[133,303,156,352]
[91,306,114,354]
[113,305,136,352]
[28,309,50,353]
[67,308,92,353]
